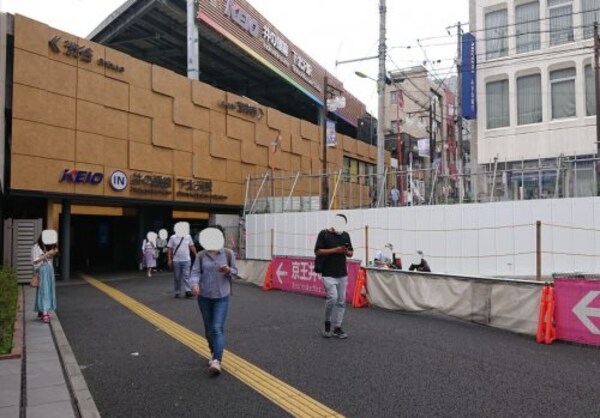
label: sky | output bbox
[0,0,469,114]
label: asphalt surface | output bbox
[56,272,600,418]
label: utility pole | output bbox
[322,76,330,211]
[376,0,387,207]
[595,22,600,196]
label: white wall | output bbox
[245,197,600,278]
[472,0,597,164]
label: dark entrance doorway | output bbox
[70,215,138,272]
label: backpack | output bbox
[197,248,236,294]
[313,229,329,273]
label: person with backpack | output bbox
[190,226,237,375]
[314,213,353,339]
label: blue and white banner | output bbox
[326,120,337,147]
[461,32,477,120]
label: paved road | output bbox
[56,272,600,418]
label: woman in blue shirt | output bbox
[190,227,237,375]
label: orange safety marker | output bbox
[536,286,549,344]
[262,262,273,291]
[544,286,557,345]
[352,268,369,308]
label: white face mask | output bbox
[174,222,190,238]
[199,228,225,251]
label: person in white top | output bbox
[31,230,59,323]
[167,222,197,298]
[389,186,400,207]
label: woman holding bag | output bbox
[31,230,58,324]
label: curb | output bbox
[51,313,101,418]
[0,286,23,360]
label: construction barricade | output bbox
[352,268,368,308]
[536,284,556,345]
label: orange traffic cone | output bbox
[536,286,549,344]
[262,262,273,291]
[544,286,557,345]
[352,268,369,308]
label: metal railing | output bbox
[244,156,600,214]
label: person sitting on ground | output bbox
[408,250,431,272]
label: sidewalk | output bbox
[0,285,100,418]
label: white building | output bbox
[471,0,599,199]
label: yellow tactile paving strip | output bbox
[82,274,344,418]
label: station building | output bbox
[0,0,387,279]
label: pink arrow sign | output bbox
[554,279,600,346]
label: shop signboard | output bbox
[270,255,361,302]
[59,169,103,185]
[461,32,477,120]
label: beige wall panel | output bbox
[328,146,343,166]
[152,65,191,100]
[174,125,193,152]
[278,130,291,153]
[173,99,194,128]
[77,100,105,135]
[76,131,104,165]
[240,163,257,181]
[343,135,357,154]
[150,147,174,175]
[47,59,77,97]
[301,155,312,172]
[192,130,210,178]
[74,163,105,196]
[191,106,210,131]
[369,146,376,160]
[192,81,226,110]
[104,48,131,83]
[311,155,322,173]
[273,151,290,171]
[129,86,154,117]
[300,120,318,142]
[240,139,268,166]
[210,111,226,140]
[210,135,241,162]
[103,107,128,140]
[226,160,242,183]
[13,84,48,125]
[289,155,302,172]
[290,134,310,156]
[104,167,132,199]
[14,15,49,56]
[290,117,301,137]
[267,108,290,132]
[152,117,175,149]
[12,119,75,161]
[356,140,370,158]
[104,138,128,168]
[128,114,152,144]
[13,49,48,90]
[129,142,154,171]
[212,181,242,206]
[47,93,76,129]
[152,93,173,118]
[11,155,75,194]
[226,115,254,142]
[173,151,193,177]
[209,157,228,182]
[126,56,152,90]
[255,122,279,148]
[105,78,129,111]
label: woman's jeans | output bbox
[198,296,229,361]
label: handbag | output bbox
[30,272,40,288]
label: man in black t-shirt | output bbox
[314,214,354,339]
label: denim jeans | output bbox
[322,275,347,328]
[173,261,191,293]
[198,296,229,361]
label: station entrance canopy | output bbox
[89,0,366,135]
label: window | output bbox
[517,74,542,125]
[585,64,596,116]
[485,9,508,59]
[516,2,540,53]
[390,90,402,105]
[583,0,600,39]
[486,79,509,129]
[550,67,576,119]
[548,0,573,46]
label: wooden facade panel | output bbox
[152,117,176,149]
[104,78,130,111]
[192,80,225,110]
[47,59,77,97]
[14,15,49,56]
[290,134,310,156]
[13,49,48,91]
[300,120,318,142]
[152,65,190,100]
[174,125,193,152]
[240,139,268,167]
[11,155,75,194]
[129,86,154,117]
[126,55,152,90]
[173,99,195,128]
[191,106,210,131]
[103,107,128,140]
[343,135,357,154]
[13,84,48,125]
[128,114,152,144]
[76,131,104,165]
[104,138,128,168]
[104,48,131,83]
[76,39,106,76]
[226,161,242,183]
[46,92,76,129]
[210,135,241,162]
[173,151,193,177]
[226,115,254,142]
